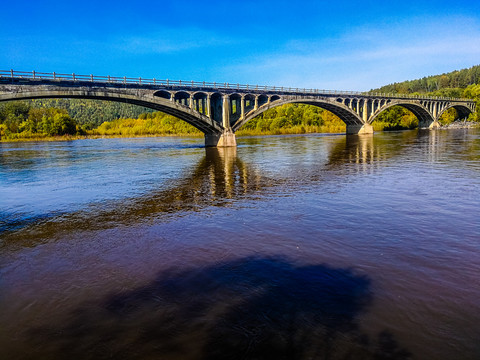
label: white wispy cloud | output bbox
[114,28,240,54]
[220,16,480,90]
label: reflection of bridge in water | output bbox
[2,132,442,244]
[0,70,476,147]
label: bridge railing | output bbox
[0,69,473,102]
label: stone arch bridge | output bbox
[0,70,476,147]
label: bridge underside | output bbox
[295,100,374,135]
[301,101,363,126]
[370,103,435,129]
[437,104,473,122]
[236,99,372,135]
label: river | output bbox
[1,129,479,360]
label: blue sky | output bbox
[2,0,479,91]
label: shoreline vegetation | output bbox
[1,100,479,143]
[1,66,480,142]
[1,117,479,143]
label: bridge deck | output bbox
[0,69,472,102]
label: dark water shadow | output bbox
[27,257,410,360]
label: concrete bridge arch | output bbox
[233,98,367,134]
[435,103,474,122]
[367,100,435,128]
[0,87,224,135]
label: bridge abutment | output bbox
[204,131,237,147]
[346,123,374,135]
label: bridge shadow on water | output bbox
[29,257,411,360]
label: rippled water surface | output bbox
[1,130,480,360]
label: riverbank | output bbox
[0,126,338,142]
[0,133,204,143]
[1,122,479,142]
[439,119,480,129]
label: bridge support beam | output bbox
[204,131,237,147]
[346,123,374,135]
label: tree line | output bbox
[371,65,480,123]
[29,99,153,129]
[0,102,83,140]
[373,65,480,94]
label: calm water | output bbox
[1,130,479,360]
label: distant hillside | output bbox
[372,65,480,95]
[29,99,153,129]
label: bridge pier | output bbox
[418,119,441,129]
[204,131,237,147]
[346,123,374,135]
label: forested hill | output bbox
[372,65,480,95]
[29,99,153,129]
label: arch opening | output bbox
[437,104,473,125]
[257,95,268,108]
[174,91,190,107]
[209,93,223,125]
[351,99,358,113]
[229,94,242,124]
[235,102,348,135]
[244,94,255,114]
[153,90,171,100]
[234,98,365,133]
[193,92,208,115]
[370,105,419,131]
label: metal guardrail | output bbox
[0,69,473,102]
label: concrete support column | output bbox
[222,94,230,129]
[346,123,374,135]
[433,102,437,119]
[170,92,175,102]
[204,131,237,147]
[240,95,245,119]
[363,101,368,122]
[190,94,194,110]
[254,96,258,110]
[206,94,211,118]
